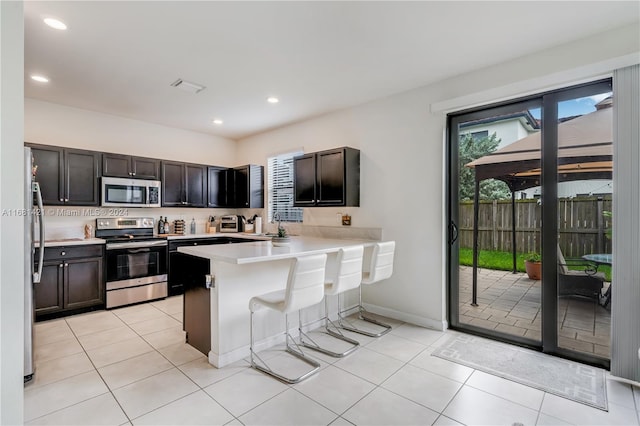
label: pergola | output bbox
[464,105,612,305]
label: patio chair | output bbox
[557,245,606,303]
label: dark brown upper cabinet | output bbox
[207,166,230,208]
[162,161,207,207]
[207,165,263,208]
[232,165,264,208]
[29,144,101,206]
[102,153,160,180]
[293,147,360,207]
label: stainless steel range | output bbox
[96,217,167,308]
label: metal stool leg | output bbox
[336,286,392,338]
[299,296,360,358]
[250,310,320,384]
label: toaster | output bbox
[219,215,239,233]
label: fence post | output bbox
[492,200,498,250]
[597,197,604,253]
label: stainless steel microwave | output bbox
[101,177,161,208]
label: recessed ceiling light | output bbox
[44,18,67,30]
[31,75,49,83]
[267,96,279,104]
[212,119,223,125]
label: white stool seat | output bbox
[250,290,286,312]
[249,253,327,384]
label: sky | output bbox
[529,92,612,120]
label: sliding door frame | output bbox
[447,78,612,369]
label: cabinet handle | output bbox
[59,263,64,268]
[132,172,136,176]
[59,198,63,202]
[64,198,69,202]
[64,263,68,267]
[128,172,133,176]
[61,251,66,256]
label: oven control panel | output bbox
[97,217,155,230]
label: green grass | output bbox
[458,248,612,281]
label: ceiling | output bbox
[24,1,639,140]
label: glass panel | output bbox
[556,91,612,359]
[457,105,542,342]
[106,184,145,203]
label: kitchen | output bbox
[2,1,640,425]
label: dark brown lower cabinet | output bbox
[35,245,104,320]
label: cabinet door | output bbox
[102,153,132,178]
[247,165,264,208]
[293,154,317,206]
[207,167,229,207]
[132,157,160,180]
[31,146,64,205]
[316,148,345,205]
[233,166,249,208]
[185,164,207,207]
[162,161,185,206]
[65,149,100,206]
[64,257,104,310]
[34,261,64,315]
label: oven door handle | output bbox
[127,248,151,254]
[107,240,167,250]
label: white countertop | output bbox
[178,236,376,264]
[36,238,106,248]
[166,232,271,241]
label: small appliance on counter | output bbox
[219,215,239,233]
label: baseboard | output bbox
[362,302,448,331]
[209,331,287,368]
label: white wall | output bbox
[236,23,640,329]
[25,98,238,166]
[0,1,24,424]
[24,99,244,235]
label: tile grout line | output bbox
[65,313,135,425]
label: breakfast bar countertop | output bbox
[178,235,377,264]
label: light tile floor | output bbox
[25,295,640,425]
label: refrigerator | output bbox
[24,147,45,383]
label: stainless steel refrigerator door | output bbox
[24,147,44,383]
[24,147,34,382]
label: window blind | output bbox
[267,152,303,223]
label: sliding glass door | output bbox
[448,79,612,368]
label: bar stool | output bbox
[299,245,364,358]
[249,253,327,384]
[338,241,395,337]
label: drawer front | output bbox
[41,245,104,261]
[168,238,230,251]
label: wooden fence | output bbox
[458,196,612,258]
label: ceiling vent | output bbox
[170,78,206,94]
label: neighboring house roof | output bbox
[466,106,612,190]
[459,110,540,131]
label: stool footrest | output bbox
[299,319,360,358]
[337,307,392,338]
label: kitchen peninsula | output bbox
[177,236,378,368]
